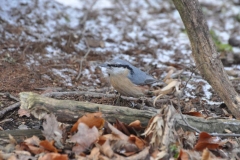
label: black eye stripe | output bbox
[107,64,134,74]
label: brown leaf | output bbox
[24,136,40,146]
[122,146,150,159]
[202,148,211,160]
[180,150,202,160]
[10,151,34,160]
[97,136,107,145]
[112,140,139,156]
[71,112,105,133]
[9,134,17,145]
[150,149,159,159]
[18,108,30,117]
[97,139,114,158]
[182,131,197,149]
[194,132,221,151]
[128,120,145,132]
[106,122,129,140]
[114,119,131,136]
[17,136,44,155]
[40,140,58,153]
[177,149,189,160]
[87,147,100,160]
[38,153,68,160]
[26,144,45,155]
[183,112,204,117]
[71,123,99,154]
[128,135,146,150]
[143,105,176,148]
[17,141,44,155]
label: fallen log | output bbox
[19,92,240,134]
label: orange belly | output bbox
[109,74,146,97]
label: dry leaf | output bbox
[9,134,17,145]
[71,123,99,154]
[163,67,175,82]
[112,139,139,156]
[20,136,44,155]
[182,131,197,149]
[87,147,100,160]
[194,132,221,151]
[85,37,105,48]
[143,105,176,149]
[97,139,114,158]
[106,122,129,140]
[202,148,211,160]
[183,112,205,117]
[38,153,68,160]
[180,150,201,160]
[9,151,35,160]
[40,140,58,153]
[25,144,45,155]
[128,135,146,150]
[153,80,181,107]
[71,112,105,133]
[18,108,30,117]
[128,120,145,132]
[177,149,189,160]
[24,136,40,146]
[42,114,62,143]
[114,119,131,136]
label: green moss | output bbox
[210,30,232,52]
[170,144,179,158]
[236,13,240,22]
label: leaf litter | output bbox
[1,0,240,159]
[1,104,239,159]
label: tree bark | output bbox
[172,0,240,118]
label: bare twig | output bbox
[75,0,97,80]
[0,118,13,124]
[176,96,240,137]
[183,68,195,90]
[0,92,19,101]
[76,39,91,80]
[22,42,30,60]
[0,102,20,119]
[175,98,201,133]
[116,0,143,28]
[79,0,98,40]
[209,133,240,137]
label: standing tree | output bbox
[172,0,240,118]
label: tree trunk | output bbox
[172,0,240,118]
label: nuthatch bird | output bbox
[100,59,156,97]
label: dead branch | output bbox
[0,92,19,101]
[0,129,43,142]
[42,91,168,106]
[75,0,97,80]
[0,102,20,119]
[19,92,240,135]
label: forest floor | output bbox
[1,0,240,159]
